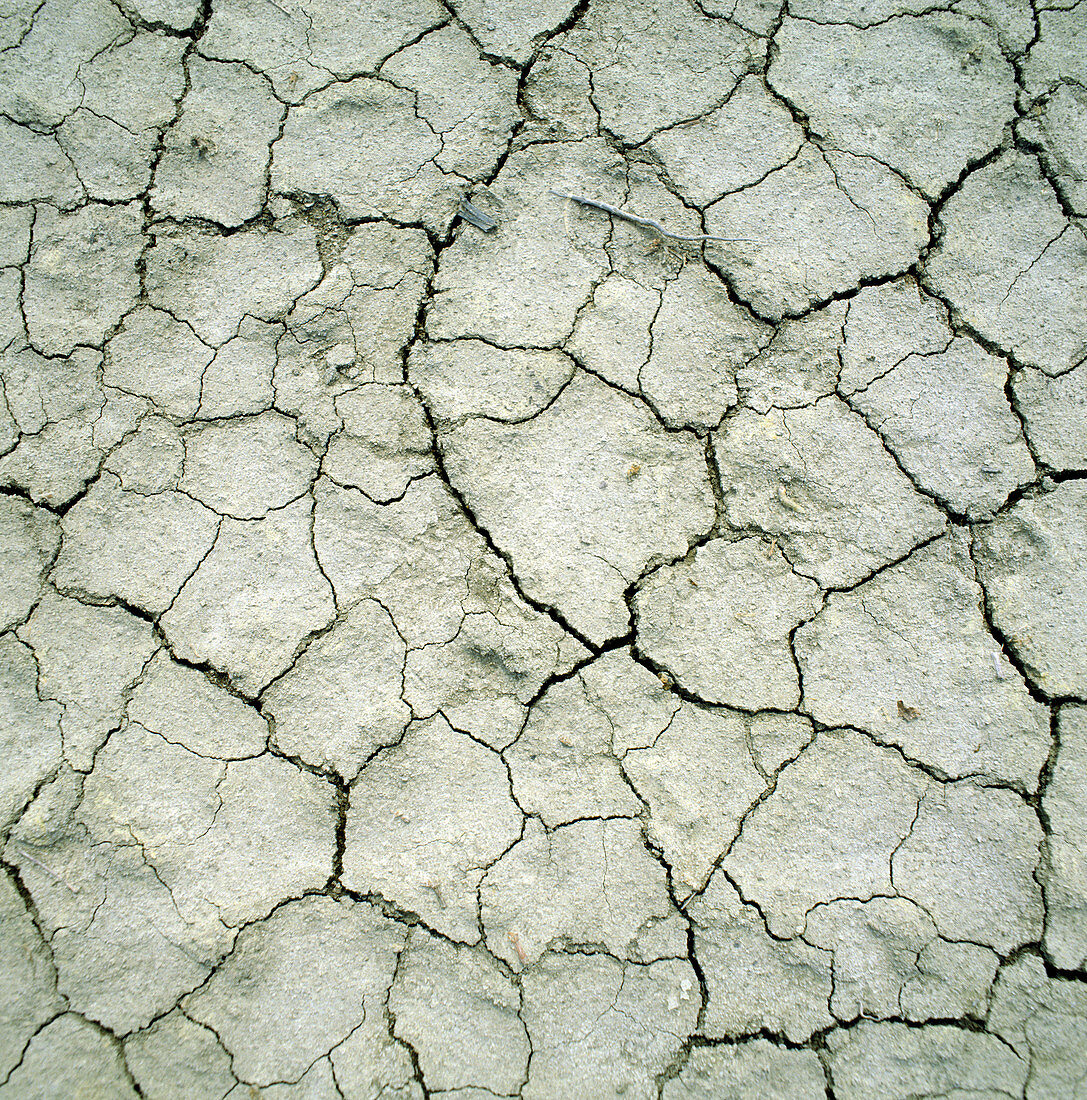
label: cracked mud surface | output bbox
[0,0,1085,1095]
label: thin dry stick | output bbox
[550,189,755,243]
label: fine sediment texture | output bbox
[0,0,1085,1095]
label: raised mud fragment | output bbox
[18,591,157,769]
[723,728,929,938]
[480,816,685,971]
[796,532,1051,789]
[0,1013,138,1100]
[715,398,946,588]
[558,0,765,145]
[825,1021,1028,1100]
[53,475,220,616]
[893,780,1044,954]
[663,1041,827,1100]
[925,152,1087,377]
[24,202,143,357]
[770,14,1015,199]
[846,336,1036,518]
[389,928,530,1095]
[343,714,523,942]
[1042,705,1087,971]
[263,598,410,779]
[161,497,335,695]
[183,895,407,1088]
[972,482,1087,697]
[152,57,284,227]
[989,954,1087,1098]
[706,146,929,321]
[520,953,700,1100]
[0,495,59,630]
[640,263,770,430]
[691,872,834,1042]
[635,537,821,710]
[0,869,64,1080]
[442,371,716,644]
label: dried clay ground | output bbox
[1,0,1086,1096]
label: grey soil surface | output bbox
[1,0,1086,1096]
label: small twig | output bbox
[550,189,755,243]
[16,848,78,894]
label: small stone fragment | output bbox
[24,202,143,356]
[128,650,268,759]
[635,537,821,710]
[715,398,946,587]
[0,1013,137,1100]
[1040,705,1087,971]
[444,371,715,643]
[389,928,529,1094]
[690,872,834,1042]
[825,1021,1027,1100]
[161,497,335,695]
[427,140,615,346]
[180,411,317,518]
[0,496,59,630]
[796,532,1050,789]
[972,482,1087,697]
[663,1040,827,1100]
[343,715,523,942]
[263,599,410,779]
[723,728,929,938]
[893,780,1044,954]
[520,953,700,1100]
[848,336,1035,517]
[53,475,220,616]
[183,895,407,1088]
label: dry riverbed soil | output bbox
[1,0,1086,1096]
